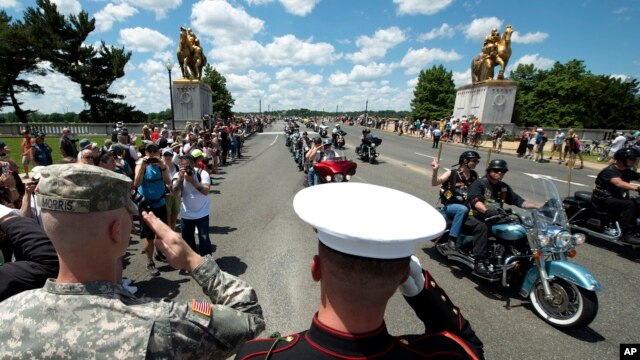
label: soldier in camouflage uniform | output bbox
[0,164,265,359]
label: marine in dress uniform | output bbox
[235,182,484,360]
[0,164,265,359]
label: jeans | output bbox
[444,203,469,238]
[308,166,318,186]
[181,215,212,255]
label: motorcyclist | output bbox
[592,147,640,244]
[431,151,481,249]
[466,159,541,275]
[332,124,343,147]
[358,129,371,155]
[316,138,337,162]
[306,137,323,187]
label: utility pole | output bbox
[259,98,262,114]
[364,99,369,123]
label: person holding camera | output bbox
[172,155,212,255]
[134,143,171,276]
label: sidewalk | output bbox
[369,125,607,172]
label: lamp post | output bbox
[166,60,176,130]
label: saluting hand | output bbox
[142,211,203,271]
[431,159,440,171]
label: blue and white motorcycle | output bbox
[435,177,602,329]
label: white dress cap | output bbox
[293,183,445,259]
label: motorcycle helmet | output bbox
[362,129,370,135]
[313,136,322,144]
[322,138,332,146]
[458,150,481,165]
[336,124,341,129]
[614,147,639,163]
[486,159,509,173]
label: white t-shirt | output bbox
[610,135,627,154]
[173,169,211,219]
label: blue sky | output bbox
[2,0,639,114]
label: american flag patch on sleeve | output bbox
[191,299,212,317]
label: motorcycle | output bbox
[356,135,382,164]
[318,125,329,138]
[332,129,347,149]
[563,191,640,248]
[434,177,601,329]
[313,150,357,184]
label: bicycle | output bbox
[583,140,604,156]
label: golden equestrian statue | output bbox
[471,25,513,83]
[177,27,208,80]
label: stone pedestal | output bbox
[172,80,212,130]
[453,80,517,125]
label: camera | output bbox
[31,177,39,185]
[146,158,159,164]
[130,189,150,211]
[185,166,194,176]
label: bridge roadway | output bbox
[123,121,639,360]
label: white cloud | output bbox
[610,74,632,81]
[16,67,84,114]
[246,0,273,4]
[0,0,19,9]
[328,72,349,86]
[279,0,320,16]
[119,27,173,53]
[226,70,270,91]
[417,23,454,42]
[393,0,452,15]
[400,47,462,74]
[612,7,630,15]
[464,17,503,41]
[511,31,548,44]
[275,67,323,86]
[510,53,555,71]
[191,0,264,45]
[123,0,182,20]
[263,35,337,66]
[51,0,82,15]
[348,63,394,82]
[207,41,264,73]
[406,77,418,88]
[112,73,171,112]
[94,3,138,32]
[138,59,166,75]
[346,27,406,64]
[453,70,471,88]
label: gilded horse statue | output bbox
[177,27,207,80]
[471,25,513,83]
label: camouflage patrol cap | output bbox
[37,164,137,214]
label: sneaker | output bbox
[121,277,132,286]
[123,283,138,294]
[147,263,160,276]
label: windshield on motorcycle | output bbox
[523,176,568,229]
[323,150,347,161]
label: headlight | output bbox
[345,174,351,181]
[325,175,332,182]
[572,233,586,245]
[371,143,376,148]
[538,235,552,247]
[333,173,345,182]
[555,231,572,247]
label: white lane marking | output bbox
[522,172,588,187]
[269,135,279,146]
[415,152,436,159]
[261,131,284,135]
[587,175,597,178]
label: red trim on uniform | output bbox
[239,334,301,360]
[312,314,386,339]
[442,332,480,360]
[304,332,395,359]
[395,337,469,359]
[423,270,431,289]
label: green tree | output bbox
[24,0,132,123]
[201,64,234,121]
[410,65,455,120]
[0,11,47,123]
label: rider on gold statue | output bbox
[471,25,513,83]
[177,27,207,80]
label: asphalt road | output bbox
[125,121,640,360]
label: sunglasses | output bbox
[468,159,479,163]
[490,169,507,174]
